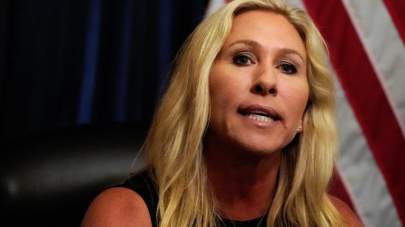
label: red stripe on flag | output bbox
[383,0,405,45]
[303,0,405,224]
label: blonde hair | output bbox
[143,0,341,226]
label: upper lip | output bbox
[238,104,282,121]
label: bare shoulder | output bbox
[329,195,364,227]
[81,187,152,227]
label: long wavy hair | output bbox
[142,0,342,226]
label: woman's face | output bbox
[208,10,309,154]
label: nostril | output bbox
[252,84,277,95]
[254,84,264,93]
[254,84,267,94]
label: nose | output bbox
[251,66,277,96]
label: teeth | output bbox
[247,113,273,122]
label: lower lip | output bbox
[240,114,279,128]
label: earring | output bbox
[297,125,303,133]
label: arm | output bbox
[81,187,153,227]
[329,196,364,227]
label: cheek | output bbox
[209,81,240,117]
[209,69,246,112]
[282,83,309,121]
[209,73,229,125]
[294,90,309,112]
[209,69,248,133]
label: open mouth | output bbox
[238,105,282,123]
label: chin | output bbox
[236,127,302,154]
[246,145,282,155]
[234,136,285,156]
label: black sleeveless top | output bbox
[120,170,267,227]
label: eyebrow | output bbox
[228,39,261,49]
[228,39,305,63]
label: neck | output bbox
[205,136,281,221]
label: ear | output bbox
[296,119,303,133]
[296,125,303,133]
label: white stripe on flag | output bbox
[288,0,403,225]
[204,1,403,226]
[335,78,402,227]
[285,0,305,9]
[205,0,226,17]
[341,0,405,137]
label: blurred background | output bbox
[1,0,404,226]
[0,0,208,139]
[0,0,208,226]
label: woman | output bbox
[82,0,362,226]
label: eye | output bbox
[232,53,255,66]
[278,61,297,75]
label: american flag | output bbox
[206,1,405,226]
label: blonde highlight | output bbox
[142,0,342,226]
